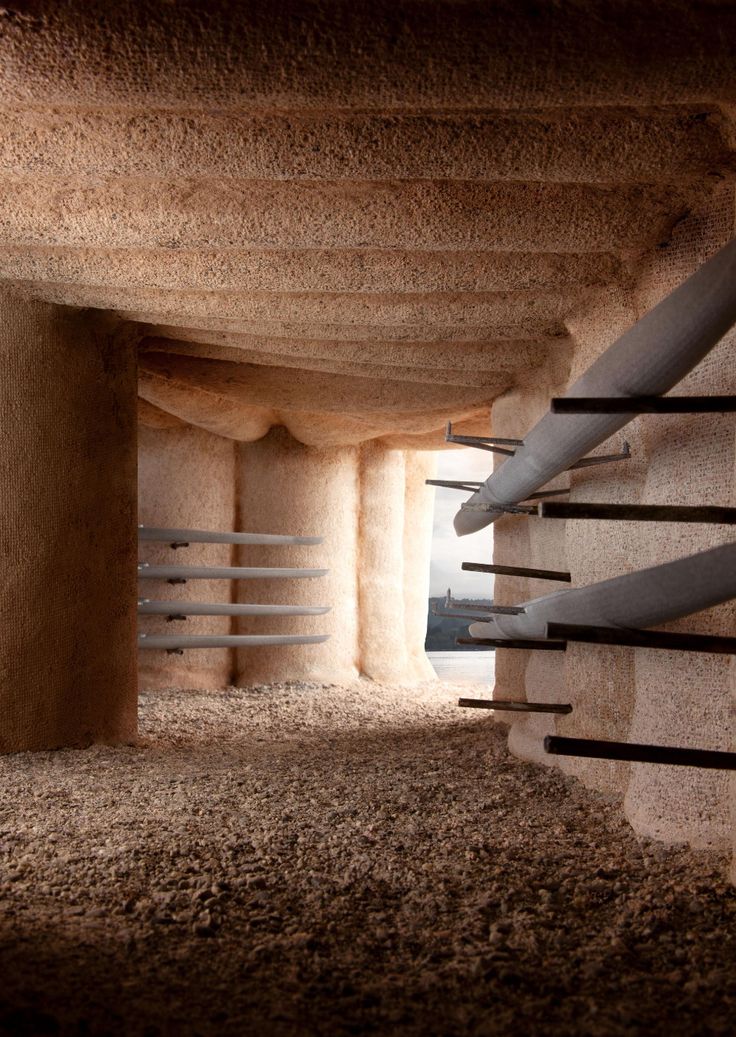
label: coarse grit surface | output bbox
[0,680,734,1037]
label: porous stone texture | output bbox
[490,191,736,870]
[0,682,735,1036]
[1,0,735,878]
[136,426,436,689]
[228,428,436,685]
[0,291,137,752]
[235,428,360,685]
[5,4,736,456]
[137,422,237,690]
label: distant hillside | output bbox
[425,597,494,651]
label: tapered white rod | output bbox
[468,543,736,642]
[138,564,327,579]
[138,525,322,545]
[137,600,331,616]
[138,633,329,649]
[455,237,736,535]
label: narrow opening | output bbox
[426,447,496,686]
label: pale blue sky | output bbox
[428,448,495,600]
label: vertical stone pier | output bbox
[137,418,237,689]
[235,427,360,684]
[0,293,138,751]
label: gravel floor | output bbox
[0,680,734,1037]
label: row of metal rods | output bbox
[449,392,736,769]
[458,623,736,655]
[455,612,736,767]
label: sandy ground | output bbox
[0,679,735,1037]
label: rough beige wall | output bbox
[359,444,409,681]
[488,369,571,764]
[136,426,437,689]
[359,444,437,682]
[402,450,438,682]
[191,427,436,686]
[622,193,736,851]
[235,427,360,684]
[492,188,736,866]
[137,422,236,689]
[0,292,137,751]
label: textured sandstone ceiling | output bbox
[2,1,736,447]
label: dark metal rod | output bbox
[523,488,571,500]
[456,636,567,651]
[459,698,572,714]
[433,606,525,620]
[453,604,526,615]
[445,422,522,448]
[462,562,572,582]
[445,592,525,615]
[546,622,736,655]
[426,479,483,491]
[444,440,515,456]
[545,735,736,770]
[566,443,631,470]
[461,502,537,515]
[551,395,736,414]
[539,502,736,524]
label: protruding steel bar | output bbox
[538,502,736,524]
[546,622,736,655]
[551,395,736,414]
[138,525,323,546]
[566,442,631,469]
[545,735,736,770]
[137,600,331,616]
[461,502,537,515]
[459,698,572,714]
[462,562,572,582]
[524,488,571,500]
[426,479,483,491]
[444,591,525,615]
[467,543,736,643]
[456,636,567,651]
[455,238,736,535]
[445,422,520,454]
[138,564,328,579]
[138,633,329,649]
[430,483,570,498]
[433,606,525,620]
[446,422,522,447]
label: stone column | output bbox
[0,292,137,752]
[235,427,359,684]
[137,420,237,690]
[358,443,409,682]
[402,450,437,682]
[358,443,438,683]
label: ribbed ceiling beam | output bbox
[0,179,686,252]
[2,2,736,110]
[14,283,587,330]
[140,333,553,374]
[0,247,624,294]
[1,109,730,183]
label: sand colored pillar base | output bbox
[235,427,360,684]
[359,444,436,682]
[137,419,237,689]
[0,292,137,752]
[233,429,436,685]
